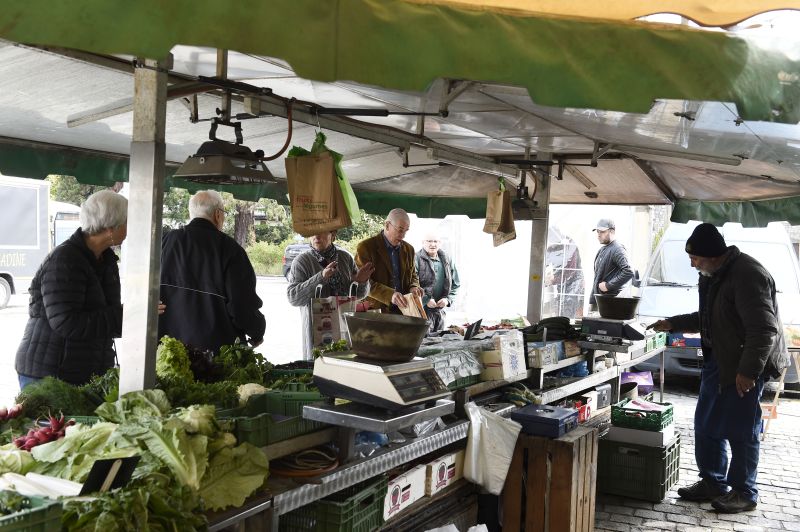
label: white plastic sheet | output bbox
[463,402,522,495]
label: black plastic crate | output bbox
[597,434,681,502]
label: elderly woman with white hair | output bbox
[15,189,131,387]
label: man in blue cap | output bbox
[649,223,789,514]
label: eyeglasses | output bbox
[388,220,409,233]
[424,240,440,243]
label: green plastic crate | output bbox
[66,415,100,425]
[611,400,673,431]
[280,475,388,532]
[0,493,62,532]
[447,374,480,391]
[597,435,681,502]
[225,391,326,447]
[268,361,314,380]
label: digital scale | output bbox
[313,353,451,410]
[581,317,647,345]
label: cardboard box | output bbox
[481,348,526,380]
[527,343,559,368]
[528,340,564,360]
[581,390,598,412]
[564,340,581,358]
[383,464,427,520]
[606,423,676,447]
[425,450,465,496]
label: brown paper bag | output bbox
[493,229,517,247]
[498,190,515,234]
[399,293,426,319]
[483,190,505,234]
[310,283,358,349]
[286,152,352,236]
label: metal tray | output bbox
[303,399,455,433]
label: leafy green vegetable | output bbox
[95,390,171,425]
[159,379,238,409]
[0,448,34,475]
[199,442,269,511]
[0,417,35,446]
[312,339,349,358]
[217,340,269,385]
[80,367,120,406]
[173,405,218,437]
[0,490,30,516]
[156,336,194,384]
[61,472,207,532]
[15,377,95,419]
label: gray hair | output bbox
[189,190,224,220]
[80,190,128,235]
[386,208,410,225]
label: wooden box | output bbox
[503,426,598,532]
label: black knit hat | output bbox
[685,223,727,257]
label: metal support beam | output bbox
[119,56,170,395]
[526,154,552,323]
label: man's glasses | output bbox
[424,240,440,243]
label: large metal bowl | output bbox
[595,295,641,320]
[343,312,429,362]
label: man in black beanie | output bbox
[650,222,789,514]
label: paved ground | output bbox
[595,377,800,532]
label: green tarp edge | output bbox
[0,141,487,217]
[672,198,800,227]
[1,0,798,123]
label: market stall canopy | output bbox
[0,0,799,225]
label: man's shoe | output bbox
[711,491,758,513]
[677,479,727,502]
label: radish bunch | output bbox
[13,414,75,451]
[0,404,23,422]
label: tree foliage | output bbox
[46,175,105,205]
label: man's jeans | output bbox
[17,373,41,390]
[696,433,760,502]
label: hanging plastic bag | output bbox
[463,401,522,495]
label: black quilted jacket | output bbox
[15,229,122,385]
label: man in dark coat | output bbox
[415,231,460,332]
[354,208,423,313]
[589,218,633,310]
[159,190,265,352]
[649,223,789,514]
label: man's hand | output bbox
[436,298,449,308]
[392,291,408,308]
[646,320,672,332]
[250,337,264,348]
[598,281,609,292]
[735,373,757,398]
[426,298,438,309]
[158,301,166,315]
[411,286,424,298]
[322,260,338,279]
[352,262,375,284]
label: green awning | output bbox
[1,0,798,123]
[672,197,800,227]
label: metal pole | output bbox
[118,56,170,394]
[526,153,552,323]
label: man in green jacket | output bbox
[355,208,423,313]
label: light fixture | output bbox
[610,144,741,166]
[174,120,276,184]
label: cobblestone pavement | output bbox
[595,378,800,531]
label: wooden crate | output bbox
[503,426,598,532]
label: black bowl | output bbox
[595,295,641,320]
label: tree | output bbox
[336,211,385,241]
[233,200,256,248]
[162,188,191,227]
[46,175,105,205]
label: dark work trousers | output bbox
[424,307,446,332]
[694,351,764,503]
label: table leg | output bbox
[337,427,357,464]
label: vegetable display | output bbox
[217,340,270,385]
[156,336,194,384]
[0,490,30,516]
[312,339,349,358]
[13,414,75,452]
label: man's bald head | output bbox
[384,208,411,246]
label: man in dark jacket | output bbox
[415,231,460,332]
[589,218,633,310]
[649,223,789,514]
[159,190,266,352]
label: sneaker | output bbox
[677,479,727,502]
[712,491,757,513]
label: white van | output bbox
[635,221,800,383]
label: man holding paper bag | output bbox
[355,209,424,313]
[287,230,374,358]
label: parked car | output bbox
[282,242,311,279]
[635,221,799,384]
